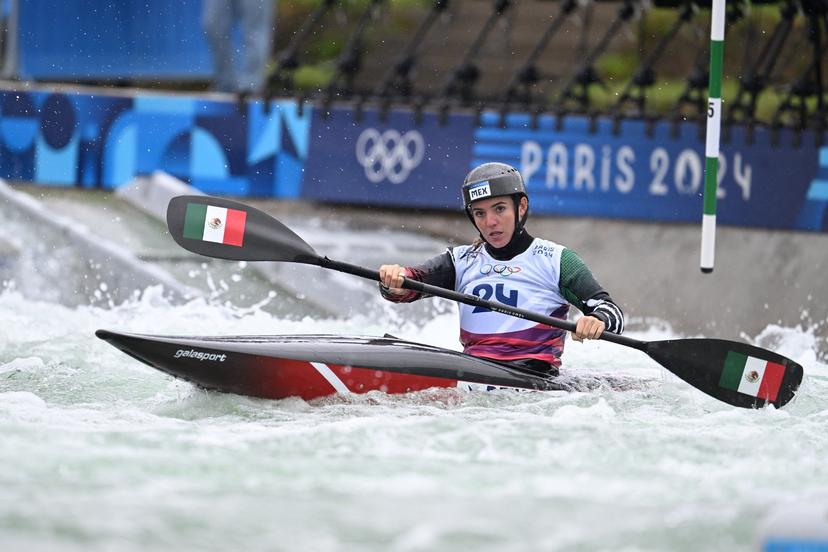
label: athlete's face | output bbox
[470,196,528,248]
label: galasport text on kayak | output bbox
[173,349,227,362]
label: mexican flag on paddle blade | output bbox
[719,351,786,402]
[183,203,247,247]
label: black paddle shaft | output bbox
[320,257,647,351]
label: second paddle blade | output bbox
[166,195,320,263]
[646,338,804,409]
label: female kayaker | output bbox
[378,162,624,376]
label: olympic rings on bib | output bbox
[479,264,521,276]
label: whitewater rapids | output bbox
[1,284,826,552]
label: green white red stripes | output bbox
[719,351,786,402]
[183,203,247,247]
[700,0,726,273]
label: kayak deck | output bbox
[96,330,575,400]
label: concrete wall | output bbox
[534,217,827,344]
[0,180,197,306]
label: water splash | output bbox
[0,286,826,552]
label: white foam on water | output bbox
[0,286,826,552]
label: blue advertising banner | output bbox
[0,89,309,196]
[0,83,825,233]
[302,108,473,210]
[473,112,824,231]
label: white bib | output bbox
[451,238,567,335]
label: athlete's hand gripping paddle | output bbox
[167,195,804,409]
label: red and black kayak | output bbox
[95,329,585,400]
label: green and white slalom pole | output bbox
[701,0,726,274]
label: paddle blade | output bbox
[166,195,320,263]
[646,339,803,409]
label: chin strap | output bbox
[514,195,528,234]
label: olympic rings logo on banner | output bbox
[480,264,522,276]
[355,128,425,184]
